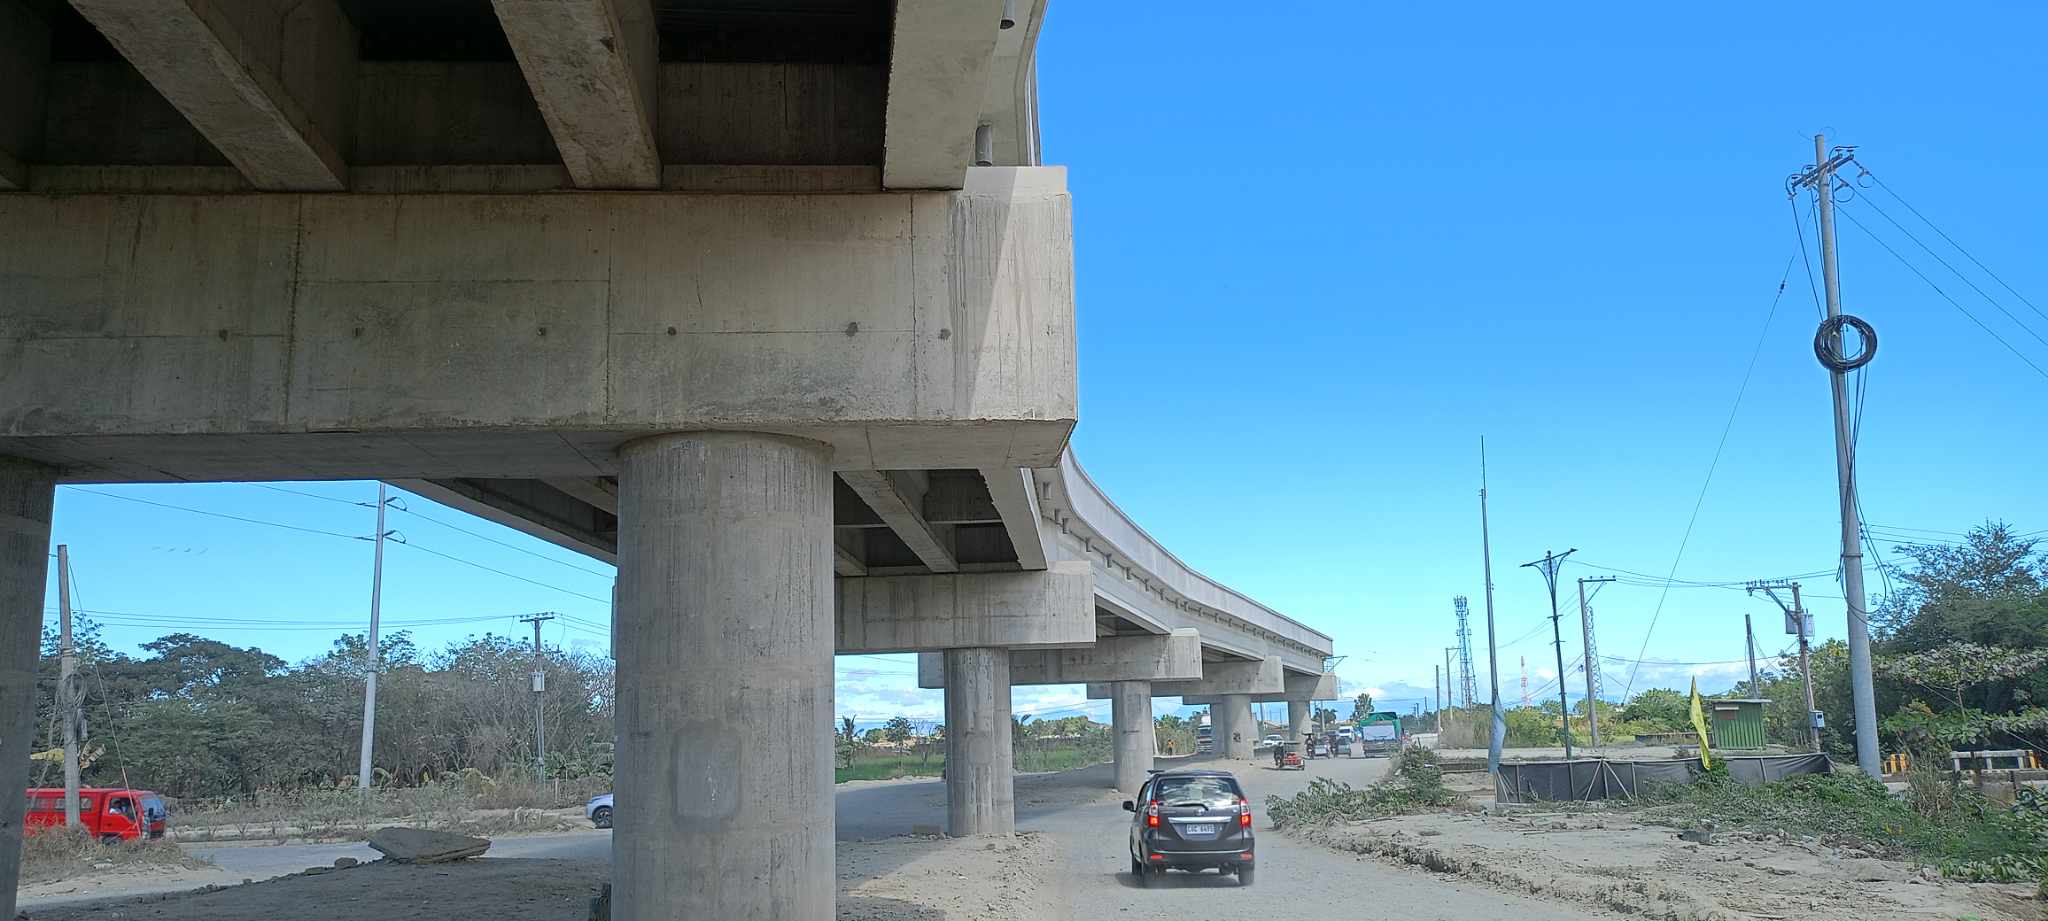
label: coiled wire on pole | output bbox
[1814,314,1877,371]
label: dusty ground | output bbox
[23,832,1065,921]
[1295,806,2042,921]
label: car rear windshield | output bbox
[1153,776,1240,806]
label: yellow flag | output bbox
[1689,678,1713,770]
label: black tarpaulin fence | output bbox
[1494,754,1834,803]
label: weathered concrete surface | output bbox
[943,647,1014,837]
[613,433,833,920]
[882,0,1005,189]
[0,168,1075,481]
[67,0,357,190]
[1184,670,1340,705]
[1104,655,1283,700]
[0,2,48,190]
[1110,680,1153,794]
[366,828,490,864]
[916,629,1201,687]
[0,459,55,921]
[1213,694,1255,760]
[834,561,1092,654]
[839,469,959,573]
[492,0,660,189]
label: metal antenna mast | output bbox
[1577,576,1614,746]
[1453,596,1476,708]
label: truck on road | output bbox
[1357,711,1404,756]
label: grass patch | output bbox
[20,826,211,886]
[173,774,602,841]
[1641,770,2048,884]
[836,752,945,783]
[1266,748,1458,829]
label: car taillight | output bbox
[1145,801,1160,828]
[1239,797,1252,827]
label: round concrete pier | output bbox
[943,647,1015,836]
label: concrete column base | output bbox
[613,433,834,921]
[1110,680,1153,793]
[1215,694,1254,760]
[944,647,1014,836]
[1287,699,1311,744]
[0,459,55,921]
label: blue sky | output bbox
[37,2,2048,727]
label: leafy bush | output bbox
[1266,748,1456,828]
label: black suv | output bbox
[1122,769,1254,886]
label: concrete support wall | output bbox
[1110,680,1153,794]
[917,628,1201,688]
[836,561,1093,654]
[943,647,1014,836]
[0,169,1076,481]
[613,433,834,921]
[0,459,56,919]
[1119,655,1282,700]
[1287,699,1310,743]
[1213,694,1254,760]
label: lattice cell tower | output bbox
[1453,596,1476,708]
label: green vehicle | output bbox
[1356,711,1404,756]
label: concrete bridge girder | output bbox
[912,627,1202,688]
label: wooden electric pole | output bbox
[57,545,79,827]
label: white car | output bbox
[1255,734,1284,751]
[586,793,614,829]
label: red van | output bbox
[24,788,168,842]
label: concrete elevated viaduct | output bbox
[0,2,1333,919]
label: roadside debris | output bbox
[366,827,491,864]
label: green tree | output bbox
[882,716,914,743]
[1618,688,1690,730]
[1351,692,1374,719]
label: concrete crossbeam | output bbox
[980,466,1048,570]
[882,0,1005,189]
[1143,655,1284,699]
[0,2,48,191]
[834,561,1092,654]
[541,477,619,515]
[492,0,661,189]
[67,0,356,191]
[1183,671,1339,705]
[840,470,958,573]
[916,629,1200,688]
[0,168,1076,481]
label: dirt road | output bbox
[24,755,1621,919]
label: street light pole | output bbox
[1520,549,1578,759]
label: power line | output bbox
[261,481,616,579]
[1851,195,2048,348]
[1835,206,2048,381]
[1864,170,2048,326]
[62,487,363,541]
[1621,256,1797,701]
[395,542,612,605]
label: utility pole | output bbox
[1792,133,1879,777]
[1577,576,1614,747]
[1520,549,1578,758]
[1521,656,1529,708]
[357,483,394,795]
[1744,613,1760,696]
[1479,439,1502,749]
[1749,580,1820,751]
[56,545,79,827]
[522,613,557,780]
[1444,648,1456,710]
[1434,664,1441,716]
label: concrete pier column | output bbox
[613,433,834,921]
[1287,699,1311,744]
[0,459,56,921]
[1216,694,1254,760]
[1110,680,1154,793]
[943,647,1015,836]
